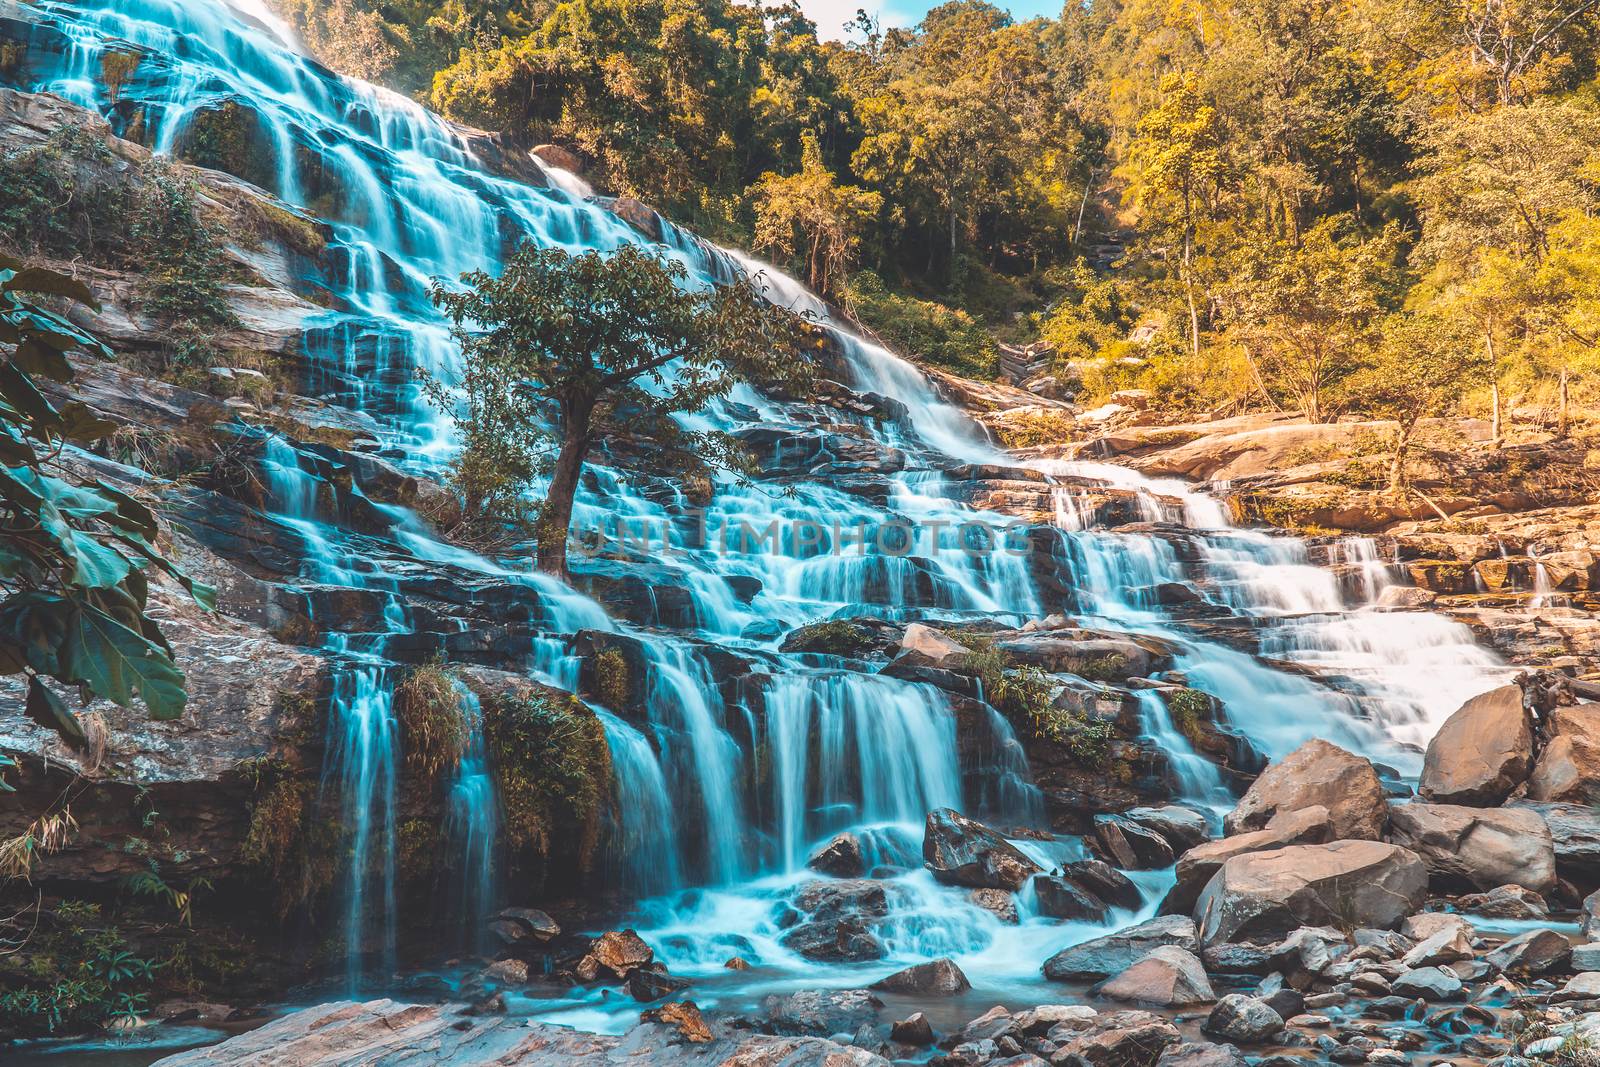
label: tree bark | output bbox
[536,397,594,579]
[1389,422,1412,496]
[1558,365,1570,437]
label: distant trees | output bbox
[751,133,882,297]
[428,244,815,576]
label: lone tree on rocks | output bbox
[429,243,817,576]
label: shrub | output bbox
[839,269,996,378]
[992,408,1077,449]
[785,619,872,656]
[0,902,156,1037]
[0,124,125,256]
[483,691,612,877]
[394,663,467,784]
[594,647,630,708]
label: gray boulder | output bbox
[923,808,1042,891]
[1484,928,1572,975]
[1386,801,1555,893]
[1419,685,1533,805]
[1202,994,1284,1043]
[1043,915,1199,982]
[1223,739,1387,841]
[868,958,970,996]
[1097,946,1215,1007]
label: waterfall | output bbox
[446,684,499,947]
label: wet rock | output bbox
[781,917,884,963]
[1202,994,1284,1043]
[588,930,654,978]
[1513,801,1600,886]
[969,887,1021,923]
[958,1005,1020,1045]
[1098,946,1215,1006]
[531,143,585,174]
[993,632,1166,680]
[1585,888,1600,939]
[1484,927,1572,974]
[1385,801,1555,893]
[1223,739,1387,841]
[1454,883,1548,918]
[1163,806,1334,915]
[493,907,561,941]
[869,958,971,996]
[1527,706,1600,804]
[1062,859,1144,910]
[1043,915,1199,982]
[1013,1004,1097,1035]
[1390,966,1463,1000]
[1400,912,1474,942]
[1194,842,1429,945]
[725,957,751,970]
[1091,815,1177,870]
[1261,989,1305,1020]
[1049,1009,1180,1066]
[1121,805,1213,852]
[626,966,690,1002]
[1419,685,1534,805]
[808,832,867,877]
[482,959,529,985]
[607,196,663,240]
[640,1000,713,1042]
[763,989,884,1036]
[923,808,1043,891]
[1155,1044,1248,1067]
[1034,875,1109,921]
[898,623,972,669]
[1399,925,1473,968]
[891,1012,935,1045]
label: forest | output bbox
[279,0,1600,428]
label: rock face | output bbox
[1527,706,1600,804]
[1419,685,1533,805]
[1194,841,1429,945]
[807,832,866,877]
[1097,946,1215,1006]
[922,808,1042,891]
[1385,801,1556,893]
[1223,739,1387,841]
[1043,915,1199,982]
[897,623,972,669]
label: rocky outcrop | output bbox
[1193,841,1429,945]
[1163,807,1333,915]
[1385,801,1556,893]
[1419,686,1534,805]
[922,808,1043,891]
[1222,740,1387,841]
[1527,705,1600,804]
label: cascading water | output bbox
[7,0,1517,1028]
[446,684,499,945]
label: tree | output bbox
[1224,220,1403,422]
[750,133,882,297]
[1123,72,1228,361]
[429,244,815,577]
[0,260,211,763]
[1355,311,1488,492]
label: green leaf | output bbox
[94,481,159,541]
[26,675,85,746]
[4,268,99,309]
[58,602,187,719]
[0,359,61,430]
[67,530,133,589]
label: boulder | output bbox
[1385,801,1556,893]
[1484,928,1572,975]
[1044,915,1198,982]
[868,958,970,996]
[1194,841,1429,945]
[1013,1004,1097,1035]
[1202,994,1284,1043]
[1455,883,1548,919]
[1400,925,1473,968]
[1098,946,1215,1007]
[1064,859,1145,910]
[492,907,560,942]
[1527,708,1600,804]
[890,1012,934,1045]
[1091,815,1176,870]
[1511,801,1600,886]
[897,623,972,669]
[639,1000,713,1043]
[808,832,866,878]
[923,808,1042,891]
[762,989,883,1036]
[1390,966,1463,1000]
[1164,807,1333,915]
[1586,888,1600,940]
[782,881,888,962]
[588,930,654,978]
[1157,1043,1248,1067]
[530,143,584,174]
[1034,875,1110,922]
[1401,912,1474,942]
[1121,806,1213,851]
[993,633,1164,679]
[1049,1010,1180,1067]
[1223,740,1387,841]
[1419,685,1534,805]
[969,887,1021,923]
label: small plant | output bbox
[594,647,631,708]
[0,901,158,1036]
[0,809,79,884]
[785,619,871,657]
[394,663,467,784]
[124,862,212,928]
[1166,688,1211,744]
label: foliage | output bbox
[0,125,125,257]
[837,270,994,377]
[593,647,630,708]
[394,662,467,783]
[0,902,157,1037]
[784,618,872,656]
[427,243,815,573]
[751,133,883,297]
[482,690,612,877]
[0,808,77,883]
[0,260,212,746]
[239,775,343,920]
[958,630,1113,766]
[991,408,1078,449]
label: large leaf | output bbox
[94,481,160,541]
[26,675,85,745]
[9,337,75,381]
[0,359,61,430]
[57,402,117,443]
[58,601,186,719]
[66,529,132,589]
[4,268,100,309]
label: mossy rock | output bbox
[176,100,283,195]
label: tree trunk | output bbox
[536,399,594,579]
[1490,377,1502,446]
[1389,423,1412,496]
[1558,365,1570,437]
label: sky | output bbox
[800,0,1063,41]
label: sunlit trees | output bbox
[750,133,882,297]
